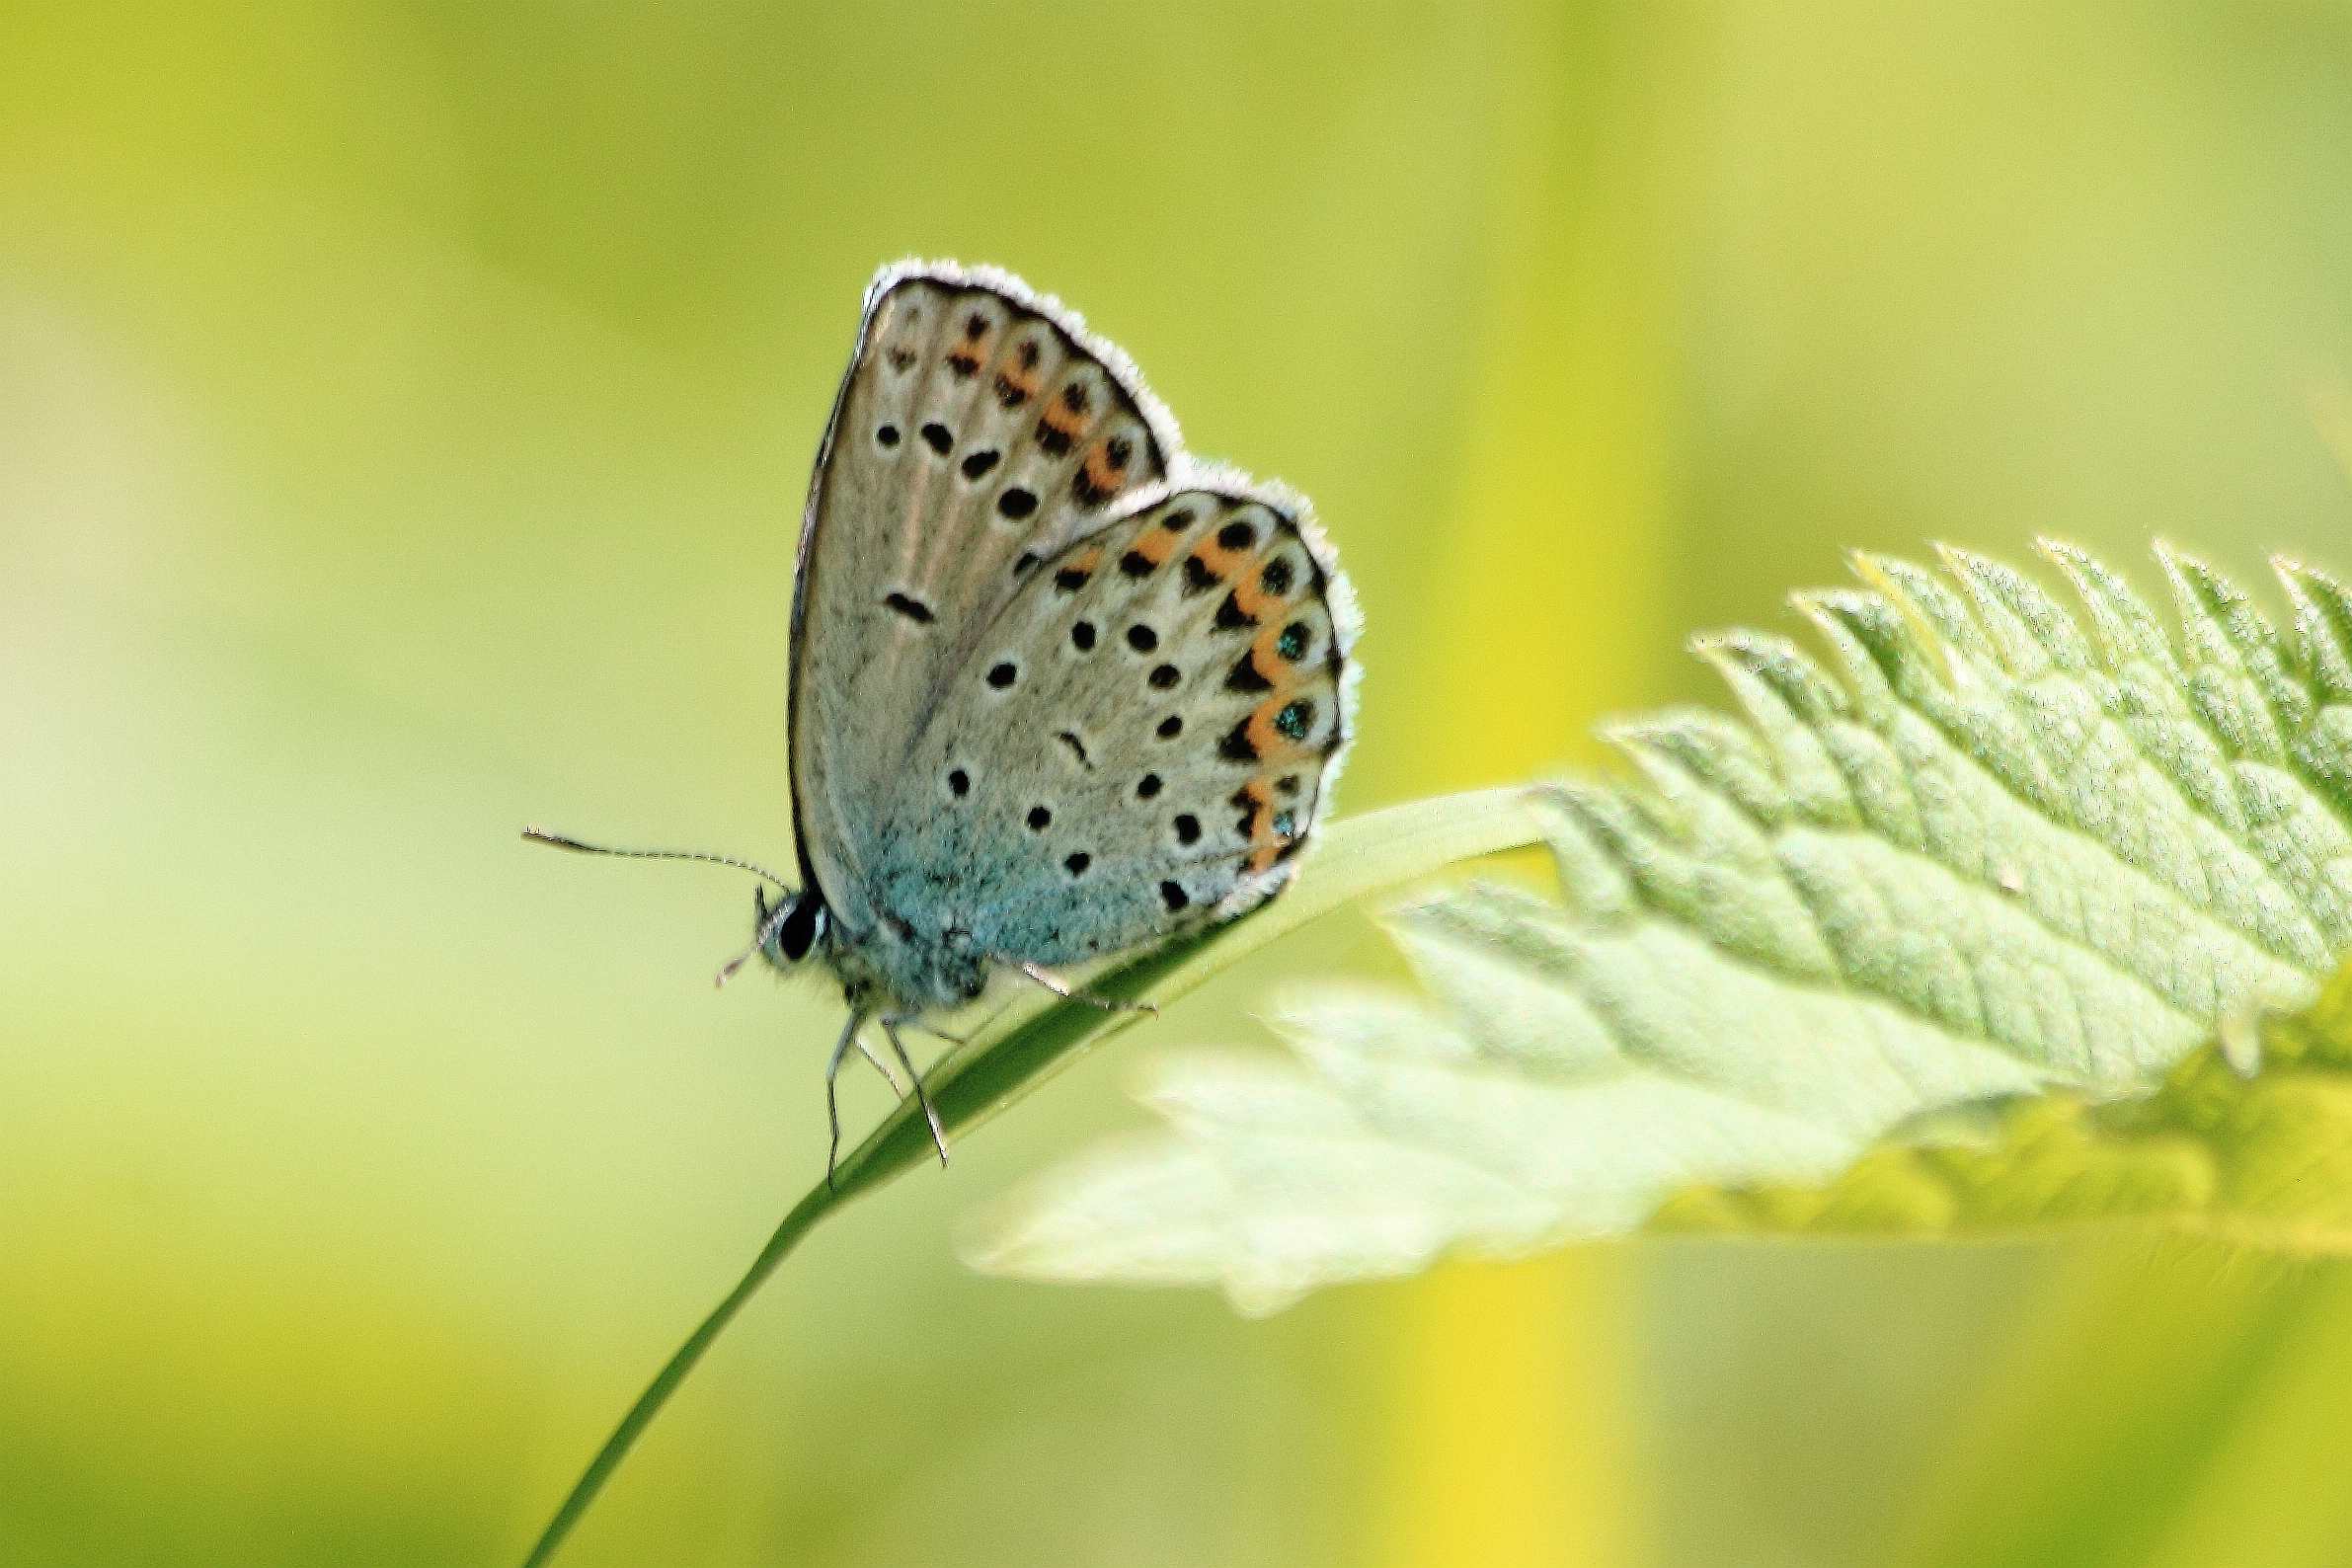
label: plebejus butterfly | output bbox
[529,261,1359,1179]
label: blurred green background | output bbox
[7,2,2352,1564]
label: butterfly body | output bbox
[533,260,1357,1175]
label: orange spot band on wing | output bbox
[1245,702,1302,760]
[1229,559,1295,624]
[994,362,1041,404]
[1128,523,1178,566]
[1083,444,1125,494]
[1246,624,1296,679]
[1189,540,1243,587]
[1233,778,1280,874]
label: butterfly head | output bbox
[752,884,829,974]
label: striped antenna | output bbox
[520,825,794,892]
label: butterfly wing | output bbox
[864,480,1358,969]
[789,262,1178,939]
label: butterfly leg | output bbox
[823,1009,868,1192]
[880,1015,951,1168]
[1012,959,1158,1015]
[851,1036,906,1095]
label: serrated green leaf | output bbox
[968,545,2352,1311]
[1656,964,2352,1249]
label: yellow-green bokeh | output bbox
[6,3,2352,1564]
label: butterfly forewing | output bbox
[790,264,1175,937]
[868,483,1355,969]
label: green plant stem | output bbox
[518,1185,832,1567]
[516,787,1549,1565]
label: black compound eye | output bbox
[778,896,825,963]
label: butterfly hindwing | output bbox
[789,263,1176,939]
[866,482,1357,969]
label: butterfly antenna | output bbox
[713,894,797,990]
[521,825,794,891]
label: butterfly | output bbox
[528,261,1359,1181]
